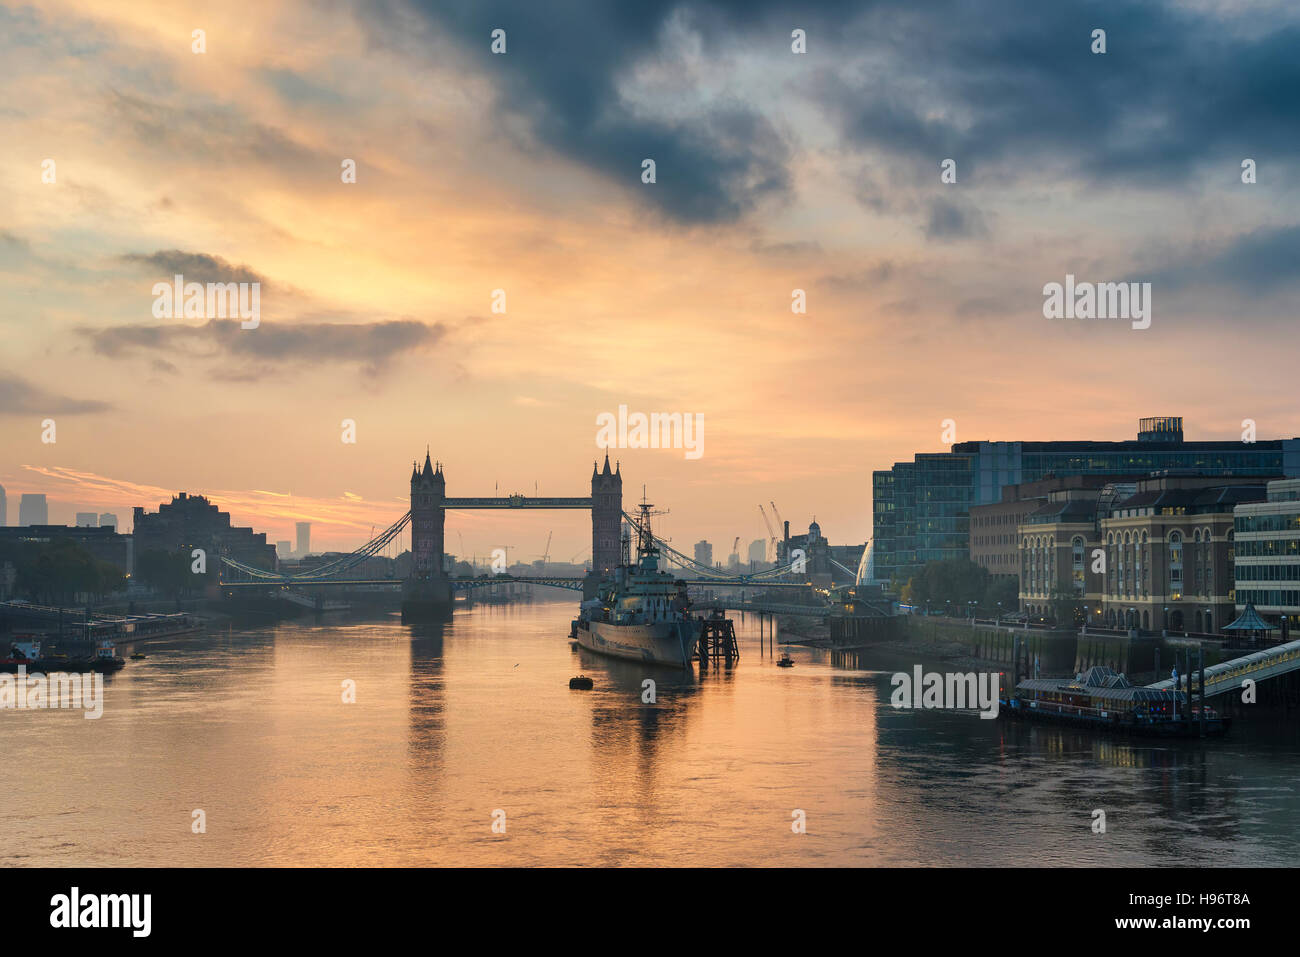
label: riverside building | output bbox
[873,417,1299,587]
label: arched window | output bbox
[1168,531,1183,599]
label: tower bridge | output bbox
[217,450,832,614]
[401,450,623,620]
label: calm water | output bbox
[4,602,1298,866]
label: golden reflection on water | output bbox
[1,603,1296,866]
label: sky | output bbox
[1,0,1298,560]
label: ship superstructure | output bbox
[572,499,703,667]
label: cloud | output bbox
[394,1,795,224]
[1142,223,1300,294]
[78,318,448,373]
[815,1,1300,187]
[0,374,112,416]
[106,88,321,174]
[924,198,988,241]
[119,250,267,287]
[15,465,400,540]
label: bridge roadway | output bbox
[1146,638,1300,698]
[218,575,819,592]
[443,496,591,509]
[695,598,830,618]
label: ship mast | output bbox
[635,486,667,561]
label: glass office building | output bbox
[1234,479,1300,627]
[872,418,1300,587]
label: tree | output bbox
[985,574,1019,613]
[1048,584,1086,628]
[135,549,207,598]
[902,559,1025,618]
[906,558,992,613]
[0,538,124,604]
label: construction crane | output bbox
[758,504,777,560]
[541,531,552,565]
[769,501,786,531]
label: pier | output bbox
[695,618,739,666]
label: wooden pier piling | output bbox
[696,618,739,667]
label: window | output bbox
[1168,531,1183,598]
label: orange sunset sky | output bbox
[2,0,1298,560]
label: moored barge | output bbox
[1000,666,1230,737]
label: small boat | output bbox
[569,675,594,690]
[90,640,125,673]
[130,653,147,661]
[777,653,794,668]
[1,638,42,674]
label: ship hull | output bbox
[576,620,702,668]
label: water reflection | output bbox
[0,603,1295,866]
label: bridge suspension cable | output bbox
[620,510,811,583]
[220,511,412,583]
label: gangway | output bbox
[1146,639,1300,698]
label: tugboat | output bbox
[571,498,704,667]
[91,639,126,673]
[777,652,794,668]
[1,637,41,674]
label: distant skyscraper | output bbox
[296,522,311,557]
[99,513,118,531]
[693,540,713,568]
[276,540,292,558]
[75,512,98,527]
[748,538,766,563]
[18,494,48,527]
[0,483,6,526]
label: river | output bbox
[3,601,1297,866]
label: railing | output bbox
[1148,639,1300,696]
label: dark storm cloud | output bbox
[78,319,447,372]
[385,0,1300,220]
[0,374,112,416]
[815,0,1300,186]
[1142,224,1300,293]
[395,1,827,223]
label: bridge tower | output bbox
[591,453,623,577]
[402,450,451,621]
